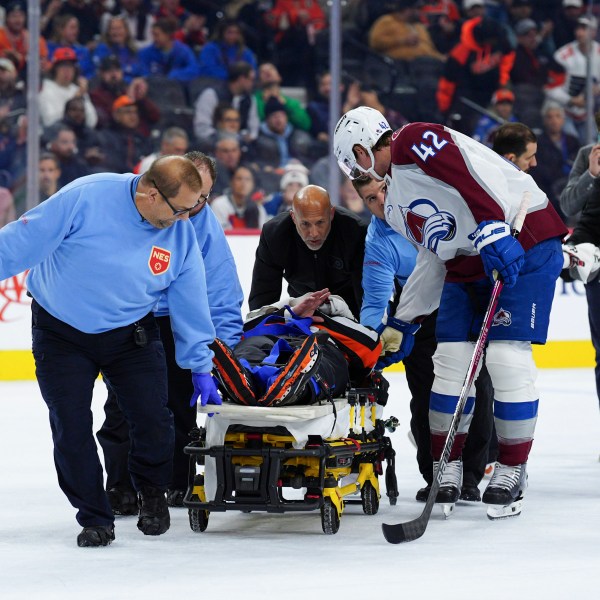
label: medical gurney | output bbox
[182,373,399,534]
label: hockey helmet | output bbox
[333,106,391,181]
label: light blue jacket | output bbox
[0,173,215,373]
[360,215,418,330]
[154,204,243,347]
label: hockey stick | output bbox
[382,194,530,544]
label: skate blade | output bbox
[486,498,524,520]
[440,503,455,519]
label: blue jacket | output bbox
[138,41,199,82]
[360,216,418,330]
[92,43,144,82]
[48,42,95,79]
[154,204,243,347]
[0,173,215,373]
[198,41,257,80]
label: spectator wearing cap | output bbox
[93,16,143,83]
[420,1,463,56]
[506,0,555,59]
[138,17,199,82]
[553,0,585,50]
[193,61,259,145]
[472,89,518,147]
[254,95,316,170]
[461,0,485,19]
[0,1,49,76]
[47,14,95,80]
[197,18,257,81]
[263,166,309,217]
[437,16,515,134]
[39,47,98,129]
[510,18,565,130]
[98,94,153,173]
[547,14,600,144]
[90,55,160,134]
[368,0,444,62]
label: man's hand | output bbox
[291,288,330,321]
[563,243,600,282]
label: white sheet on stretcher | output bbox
[196,400,383,500]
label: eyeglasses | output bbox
[152,179,204,216]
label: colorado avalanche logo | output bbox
[400,199,456,252]
[492,308,512,327]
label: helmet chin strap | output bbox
[360,147,384,181]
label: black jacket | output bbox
[249,207,368,318]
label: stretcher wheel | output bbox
[321,498,340,535]
[361,481,379,515]
[189,507,209,532]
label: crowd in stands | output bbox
[1,0,599,228]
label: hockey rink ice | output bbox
[1,369,599,599]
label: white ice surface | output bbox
[1,370,599,599]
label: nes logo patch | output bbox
[492,308,512,327]
[148,246,171,275]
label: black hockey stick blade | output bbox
[382,500,435,543]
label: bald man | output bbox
[249,184,368,317]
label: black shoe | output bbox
[77,525,115,547]
[416,485,431,502]
[137,486,170,536]
[460,484,481,502]
[166,488,186,507]
[107,487,138,516]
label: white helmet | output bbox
[333,106,391,181]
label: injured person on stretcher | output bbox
[210,288,382,408]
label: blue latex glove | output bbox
[469,220,525,288]
[190,372,222,416]
[375,318,420,369]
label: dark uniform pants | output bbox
[97,315,196,492]
[31,300,173,528]
[403,310,497,487]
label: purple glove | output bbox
[191,372,222,416]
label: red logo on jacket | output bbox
[148,246,171,275]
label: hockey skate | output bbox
[259,334,321,407]
[482,462,528,520]
[434,459,462,518]
[210,338,257,405]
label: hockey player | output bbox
[353,175,496,504]
[334,107,567,518]
[0,157,221,546]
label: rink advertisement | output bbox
[0,236,593,380]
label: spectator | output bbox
[174,5,208,53]
[213,104,242,139]
[45,124,90,187]
[38,47,98,129]
[506,0,555,59]
[136,126,189,174]
[211,134,244,196]
[47,14,95,80]
[198,18,257,80]
[99,95,153,173]
[339,177,371,223]
[368,0,445,62]
[0,90,26,191]
[264,0,326,87]
[254,62,312,132]
[254,96,317,170]
[461,0,486,19]
[552,0,585,50]
[510,18,563,131]
[472,89,518,146]
[263,166,309,217]
[93,16,143,83]
[90,56,160,135]
[532,101,580,223]
[39,151,62,203]
[423,0,463,55]
[109,0,154,49]
[193,61,259,145]
[138,17,199,82]
[53,0,100,46]
[0,1,49,77]
[0,186,15,226]
[546,15,600,144]
[210,165,266,230]
[0,57,25,118]
[155,0,188,26]
[437,16,515,134]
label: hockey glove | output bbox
[375,318,420,369]
[190,372,222,416]
[469,220,525,288]
[562,243,600,283]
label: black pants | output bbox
[234,334,350,401]
[31,300,172,528]
[97,315,196,492]
[403,311,497,487]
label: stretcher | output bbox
[183,373,399,534]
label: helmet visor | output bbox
[337,154,367,180]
